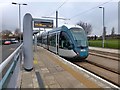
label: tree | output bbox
[1,30,12,39]
[1,30,12,35]
[111,27,115,36]
[77,21,92,35]
[14,28,20,36]
[94,35,97,40]
[103,27,107,40]
[14,28,21,41]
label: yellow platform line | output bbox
[34,56,38,65]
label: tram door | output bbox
[58,31,74,57]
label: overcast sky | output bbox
[0,0,119,36]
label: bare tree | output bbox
[1,30,12,35]
[1,30,12,39]
[14,28,20,36]
[14,28,21,40]
[111,27,115,36]
[77,21,92,35]
[103,27,107,40]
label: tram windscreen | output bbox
[70,28,88,47]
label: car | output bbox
[11,40,19,44]
[4,41,11,45]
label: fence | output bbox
[0,43,23,89]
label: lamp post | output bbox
[12,2,27,43]
[99,6,105,48]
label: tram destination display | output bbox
[33,19,53,28]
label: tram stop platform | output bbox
[20,46,107,89]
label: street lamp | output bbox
[99,6,105,48]
[12,2,27,43]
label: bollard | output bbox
[23,13,33,71]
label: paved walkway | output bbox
[20,46,103,89]
[89,47,119,54]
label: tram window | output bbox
[49,34,56,47]
[59,32,72,49]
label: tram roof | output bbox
[63,24,83,29]
[41,24,83,35]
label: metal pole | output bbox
[56,11,58,28]
[19,4,21,43]
[35,34,37,52]
[12,2,27,43]
[34,34,35,51]
[56,11,58,54]
[99,7,105,48]
[102,7,105,48]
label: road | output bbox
[1,43,20,63]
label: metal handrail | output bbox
[0,43,23,74]
[0,43,23,89]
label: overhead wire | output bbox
[70,0,113,20]
[57,0,68,10]
[46,0,68,16]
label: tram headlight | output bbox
[80,49,86,52]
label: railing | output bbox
[0,43,23,89]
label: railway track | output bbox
[89,50,119,61]
[73,53,120,87]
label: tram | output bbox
[38,25,89,60]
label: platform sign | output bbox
[33,18,53,28]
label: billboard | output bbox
[33,18,53,28]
